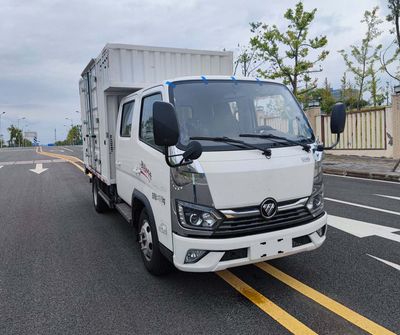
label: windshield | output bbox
[169,80,314,151]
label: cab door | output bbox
[130,87,172,250]
[115,98,136,204]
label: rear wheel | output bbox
[92,177,108,213]
[138,208,171,275]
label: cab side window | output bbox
[120,101,134,137]
[139,93,163,149]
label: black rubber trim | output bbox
[159,242,173,263]
[220,248,248,261]
[132,190,155,227]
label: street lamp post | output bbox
[0,112,5,148]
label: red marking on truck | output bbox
[140,161,152,182]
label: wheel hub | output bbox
[139,220,153,261]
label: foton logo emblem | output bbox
[260,198,278,219]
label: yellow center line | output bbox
[37,146,86,173]
[255,262,396,335]
[216,270,317,335]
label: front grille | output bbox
[213,203,317,238]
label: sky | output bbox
[0,0,397,144]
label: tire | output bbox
[92,177,108,213]
[138,208,171,275]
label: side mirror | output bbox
[153,101,179,147]
[330,103,346,134]
[153,101,202,167]
[318,103,346,151]
[182,141,203,161]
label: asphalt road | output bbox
[0,146,399,335]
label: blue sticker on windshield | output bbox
[165,81,176,88]
[201,76,208,84]
[231,76,238,84]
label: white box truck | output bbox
[79,43,345,275]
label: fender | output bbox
[131,189,156,228]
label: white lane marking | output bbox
[367,254,400,271]
[15,160,34,165]
[374,194,400,201]
[325,197,400,216]
[62,147,74,152]
[29,163,48,175]
[324,174,400,185]
[328,215,400,243]
[0,160,65,166]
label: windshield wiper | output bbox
[190,136,272,158]
[239,133,311,152]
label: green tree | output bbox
[339,7,383,110]
[340,72,347,102]
[305,79,336,114]
[66,125,82,145]
[22,139,32,147]
[233,44,261,77]
[55,140,68,146]
[7,125,23,147]
[368,64,385,106]
[249,2,328,96]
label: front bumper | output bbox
[173,212,327,272]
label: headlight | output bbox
[177,201,223,230]
[307,160,324,216]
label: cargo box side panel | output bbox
[104,46,233,91]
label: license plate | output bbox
[250,237,291,260]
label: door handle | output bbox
[116,161,122,166]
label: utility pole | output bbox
[0,112,5,148]
[54,128,57,143]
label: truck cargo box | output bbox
[79,44,233,185]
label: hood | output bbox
[198,147,314,209]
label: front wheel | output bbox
[138,208,171,275]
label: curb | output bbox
[322,167,400,182]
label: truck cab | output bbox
[112,76,336,273]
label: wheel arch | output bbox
[131,190,155,229]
